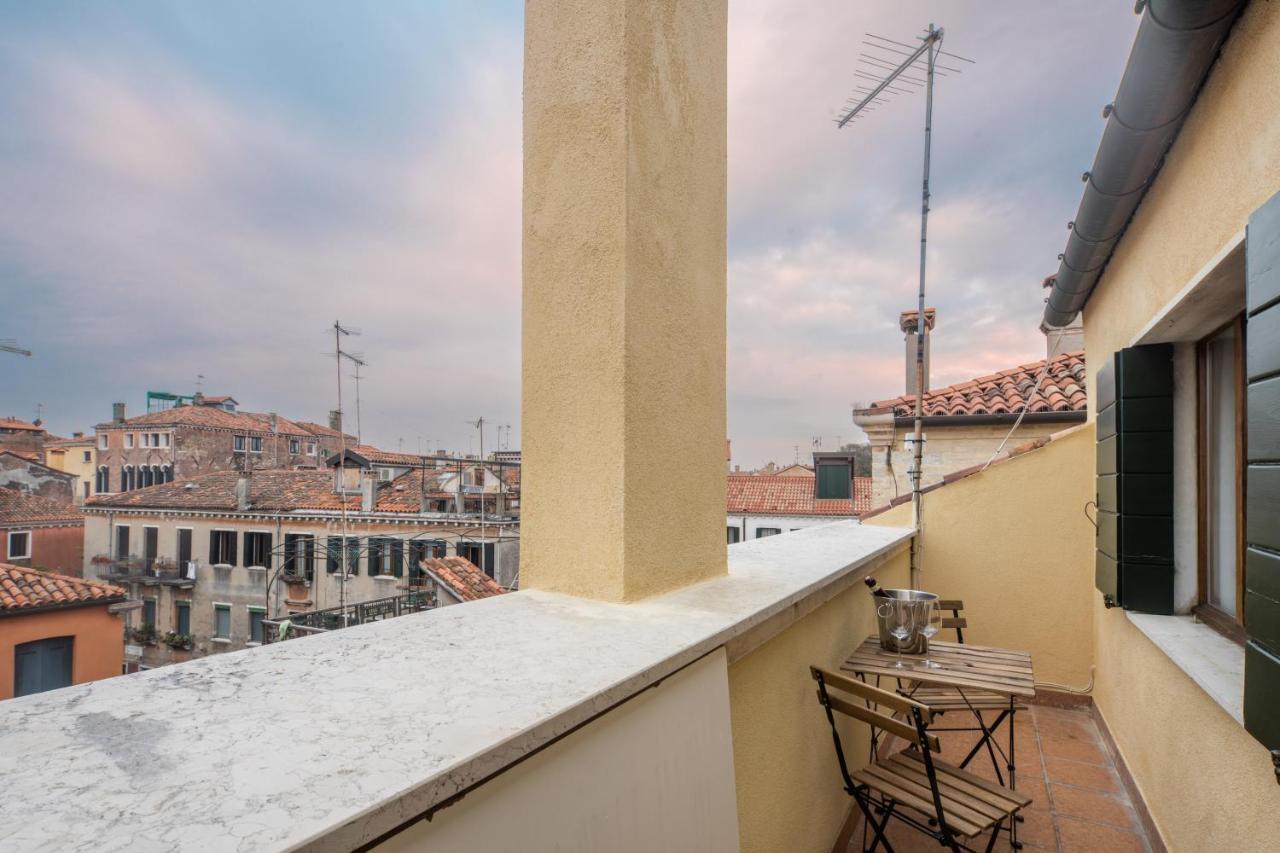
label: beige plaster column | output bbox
[521,0,728,601]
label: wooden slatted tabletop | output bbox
[841,636,1035,699]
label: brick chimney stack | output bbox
[112,402,126,424]
[328,409,343,433]
[899,308,936,398]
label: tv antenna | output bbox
[328,320,364,614]
[348,356,368,445]
[0,339,32,357]
[833,24,971,587]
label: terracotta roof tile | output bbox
[100,406,311,436]
[419,557,505,602]
[0,417,45,432]
[86,469,453,514]
[864,351,1087,418]
[0,490,84,525]
[727,474,871,516]
[0,562,125,613]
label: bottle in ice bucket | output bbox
[864,576,890,597]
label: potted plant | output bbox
[129,624,157,645]
[162,632,193,651]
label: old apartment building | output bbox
[726,454,872,541]
[43,433,96,503]
[93,395,353,494]
[0,490,83,575]
[83,466,519,669]
[853,313,1088,508]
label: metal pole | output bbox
[909,25,940,589]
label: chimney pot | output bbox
[899,309,935,398]
[112,402,126,424]
[328,409,343,432]
[235,471,252,511]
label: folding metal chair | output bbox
[811,665,1031,852]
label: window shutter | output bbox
[1095,343,1174,614]
[327,536,340,573]
[209,532,218,565]
[392,539,404,577]
[816,463,852,500]
[1244,191,1280,757]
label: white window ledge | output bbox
[209,637,232,645]
[1126,611,1244,724]
[372,574,399,581]
[0,521,912,852]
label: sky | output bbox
[0,2,1139,468]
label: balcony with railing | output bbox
[263,589,436,642]
[92,555,197,588]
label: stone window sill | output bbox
[210,637,232,645]
[1126,611,1244,724]
[373,575,399,582]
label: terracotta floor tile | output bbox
[1055,815,1147,853]
[1049,783,1137,831]
[1038,733,1108,766]
[1034,715,1099,743]
[1043,754,1122,794]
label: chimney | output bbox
[112,402,126,424]
[269,413,278,433]
[193,391,205,406]
[899,308,936,398]
[328,409,343,432]
[361,471,376,512]
[73,431,83,439]
[235,471,252,511]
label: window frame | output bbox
[233,435,246,453]
[209,529,237,567]
[246,607,266,645]
[755,527,782,539]
[212,602,232,641]
[1195,314,1247,644]
[250,436,263,454]
[98,434,109,451]
[7,530,32,560]
[124,433,135,449]
[174,599,191,636]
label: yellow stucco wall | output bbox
[1082,0,1280,403]
[867,425,1097,689]
[1093,602,1280,851]
[727,545,910,853]
[44,443,95,502]
[521,0,728,601]
[1075,3,1280,849]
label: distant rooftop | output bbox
[0,562,124,613]
[858,351,1088,419]
[0,490,84,526]
[727,473,872,516]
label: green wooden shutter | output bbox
[1095,343,1174,614]
[816,463,852,499]
[392,539,404,577]
[1244,191,1280,757]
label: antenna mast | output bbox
[834,24,971,587]
[331,320,363,618]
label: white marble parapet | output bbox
[0,521,911,852]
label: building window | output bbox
[289,439,300,454]
[95,466,109,493]
[284,534,315,581]
[82,450,91,463]
[14,637,73,697]
[7,530,31,560]
[726,526,741,544]
[213,604,231,640]
[816,462,853,500]
[121,465,133,491]
[124,433,134,449]
[175,600,190,635]
[243,532,272,569]
[250,436,263,453]
[247,608,266,645]
[161,433,170,448]
[233,435,246,453]
[326,536,359,574]
[142,597,157,629]
[115,525,130,560]
[98,434,108,450]
[163,465,174,483]
[177,528,193,569]
[756,527,781,538]
[307,442,317,456]
[1199,319,1245,630]
[209,530,237,566]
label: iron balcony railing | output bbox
[262,589,436,643]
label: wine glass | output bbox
[918,601,943,669]
[880,600,914,669]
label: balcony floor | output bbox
[851,703,1159,852]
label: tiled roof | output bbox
[0,562,125,613]
[0,417,44,432]
[100,406,311,436]
[43,435,94,448]
[349,445,434,466]
[419,557,505,602]
[86,469,454,515]
[0,490,85,525]
[294,422,355,441]
[864,351,1087,418]
[727,474,871,516]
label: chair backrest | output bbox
[936,598,967,643]
[810,666,939,752]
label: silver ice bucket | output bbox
[874,589,939,654]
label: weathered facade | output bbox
[0,451,76,505]
[84,468,519,669]
[93,396,353,495]
[0,490,84,576]
[43,433,96,503]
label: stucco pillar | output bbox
[521,0,728,601]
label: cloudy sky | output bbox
[0,2,1138,468]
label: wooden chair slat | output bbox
[822,692,940,752]
[885,754,1026,817]
[939,616,968,630]
[810,666,933,723]
[906,687,1023,711]
[861,763,997,830]
[935,599,964,611]
[896,750,1033,808]
[853,766,985,838]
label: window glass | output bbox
[8,531,31,559]
[142,598,156,628]
[214,605,231,639]
[250,436,263,453]
[234,435,246,452]
[1204,325,1239,616]
[726,526,740,544]
[755,527,781,538]
[175,601,190,635]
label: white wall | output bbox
[375,649,740,853]
[727,514,847,543]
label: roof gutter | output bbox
[1043,0,1246,328]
